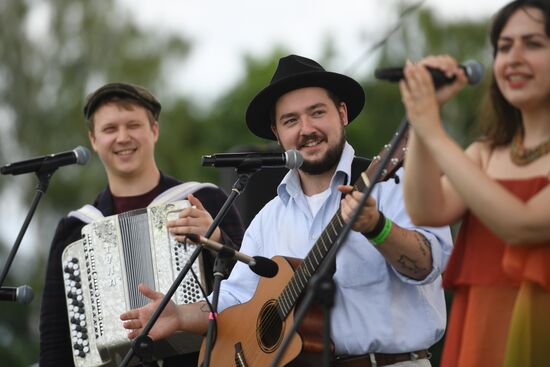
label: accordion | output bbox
[62,200,206,367]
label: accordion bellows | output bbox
[62,200,205,366]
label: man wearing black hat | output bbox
[38,82,244,366]
[121,56,453,366]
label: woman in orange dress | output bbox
[400,1,550,366]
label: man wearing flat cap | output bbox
[120,56,453,366]
[39,82,244,366]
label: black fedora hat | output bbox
[246,55,365,140]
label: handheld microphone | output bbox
[1,146,91,176]
[375,60,484,87]
[0,285,34,304]
[185,234,279,278]
[201,149,303,170]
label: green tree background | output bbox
[0,1,494,365]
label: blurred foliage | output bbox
[0,0,496,365]
[0,0,192,364]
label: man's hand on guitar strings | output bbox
[338,185,380,233]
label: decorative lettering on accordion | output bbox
[62,200,205,367]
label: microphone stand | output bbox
[119,166,257,367]
[0,168,55,288]
[270,118,410,367]
[201,166,257,367]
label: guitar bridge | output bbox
[234,342,248,367]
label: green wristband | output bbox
[370,217,393,245]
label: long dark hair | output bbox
[480,0,550,146]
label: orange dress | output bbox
[440,177,550,367]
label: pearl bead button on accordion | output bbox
[62,200,205,367]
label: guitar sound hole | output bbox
[257,300,283,353]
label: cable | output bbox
[345,0,426,75]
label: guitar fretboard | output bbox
[276,176,368,319]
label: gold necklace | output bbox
[510,133,550,165]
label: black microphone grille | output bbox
[251,256,279,278]
[463,60,484,85]
[74,146,91,165]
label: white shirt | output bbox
[305,187,331,216]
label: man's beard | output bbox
[300,131,346,175]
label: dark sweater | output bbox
[39,173,244,366]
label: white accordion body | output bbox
[62,200,205,367]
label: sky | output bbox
[2,0,512,264]
[117,0,511,108]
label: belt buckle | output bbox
[410,350,432,361]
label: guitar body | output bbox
[198,256,328,367]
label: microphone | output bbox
[185,234,279,278]
[0,285,34,304]
[202,149,303,170]
[375,60,484,87]
[1,146,91,176]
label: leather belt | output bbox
[335,350,430,367]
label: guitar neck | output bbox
[276,177,368,319]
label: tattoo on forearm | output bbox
[397,254,427,275]
[415,232,432,257]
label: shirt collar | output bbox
[277,142,355,204]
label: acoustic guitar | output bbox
[198,130,408,367]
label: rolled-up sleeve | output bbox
[374,168,453,285]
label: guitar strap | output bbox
[318,157,372,277]
[67,181,216,224]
